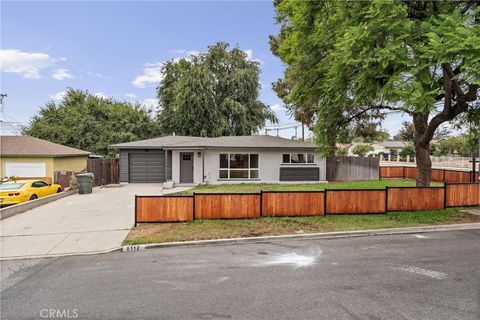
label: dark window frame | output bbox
[282,153,315,164]
[218,153,259,180]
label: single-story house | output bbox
[0,136,90,182]
[371,140,406,156]
[344,140,406,157]
[110,135,326,185]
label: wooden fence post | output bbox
[385,187,389,213]
[192,192,196,220]
[260,191,263,217]
[443,184,447,209]
[134,195,138,227]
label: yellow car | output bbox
[0,179,63,206]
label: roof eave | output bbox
[1,153,90,158]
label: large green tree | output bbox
[157,42,277,136]
[271,0,480,186]
[22,89,160,156]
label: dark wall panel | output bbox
[280,167,319,181]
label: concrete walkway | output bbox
[0,184,191,260]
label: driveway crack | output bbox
[46,233,72,255]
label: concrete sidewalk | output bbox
[0,184,190,260]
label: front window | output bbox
[219,153,259,179]
[282,153,315,164]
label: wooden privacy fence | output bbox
[325,189,386,215]
[136,195,194,223]
[445,183,480,207]
[326,157,379,181]
[54,171,74,189]
[386,187,445,211]
[262,191,325,217]
[134,182,480,224]
[87,158,120,186]
[380,166,476,183]
[194,193,261,219]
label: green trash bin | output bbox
[76,173,94,194]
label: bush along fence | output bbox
[134,183,480,225]
[380,166,479,183]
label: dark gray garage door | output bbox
[129,153,164,183]
[280,167,319,181]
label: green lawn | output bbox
[179,179,443,194]
[124,208,479,245]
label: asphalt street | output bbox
[1,230,479,320]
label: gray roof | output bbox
[110,135,316,150]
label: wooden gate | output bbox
[87,158,120,186]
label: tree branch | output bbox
[442,63,463,99]
[339,104,406,126]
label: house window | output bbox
[219,153,259,179]
[282,153,315,164]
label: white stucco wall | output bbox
[170,148,326,185]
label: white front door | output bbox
[4,162,47,177]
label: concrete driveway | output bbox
[0,184,190,260]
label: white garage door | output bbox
[4,162,47,177]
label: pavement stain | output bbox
[394,266,447,280]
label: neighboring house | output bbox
[345,141,406,156]
[371,141,405,156]
[110,135,326,185]
[0,136,90,181]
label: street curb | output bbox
[0,246,122,261]
[121,222,480,252]
[4,223,479,260]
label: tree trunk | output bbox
[413,113,432,187]
[415,142,432,186]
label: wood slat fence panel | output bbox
[55,171,73,188]
[262,191,324,217]
[194,193,261,219]
[326,190,386,215]
[445,183,480,207]
[444,170,471,183]
[387,187,444,211]
[380,166,475,183]
[404,167,416,179]
[87,158,120,186]
[380,167,404,178]
[327,157,379,181]
[431,169,445,182]
[136,196,193,222]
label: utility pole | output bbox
[0,93,7,113]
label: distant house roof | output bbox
[1,136,91,157]
[110,135,317,150]
[376,140,405,148]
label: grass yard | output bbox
[178,179,443,194]
[124,208,479,245]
